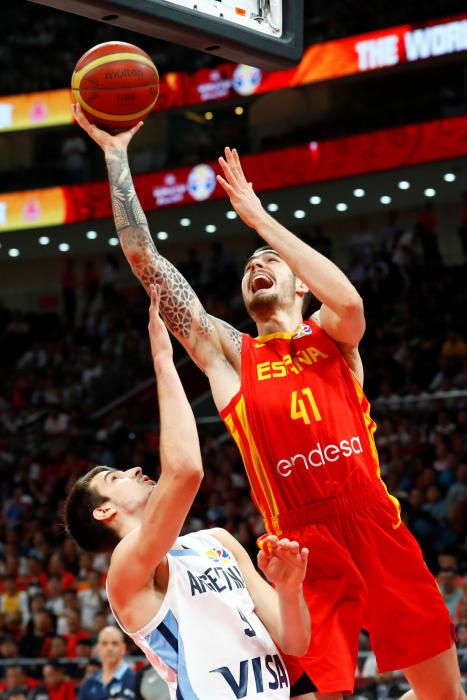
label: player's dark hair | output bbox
[245,246,313,318]
[64,466,119,553]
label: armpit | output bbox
[310,310,321,326]
[216,318,242,367]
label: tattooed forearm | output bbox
[105,146,217,343]
[118,226,215,341]
[105,148,149,233]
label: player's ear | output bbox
[295,278,309,296]
[93,503,116,522]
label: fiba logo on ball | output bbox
[187,164,217,202]
[232,65,262,96]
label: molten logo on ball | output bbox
[71,41,159,132]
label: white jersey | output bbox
[107,530,290,699]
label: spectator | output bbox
[77,572,106,631]
[82,663,101,682]
[0,636,19,663]
[0,576,29,625]
[77,627,135,700]
[49,635,69,659]
[457,623,467,674]
[63,610,89,658]
[70,640,94,680]
[89,613,108,647]
[438,567,464,619]
[19,610,55,657]
[0,666,37,695]
[446,464,467,506]
[31,662,75,700]
[360,650,407,697]
[47,557,75,593]
[43,407,69,439]
[45,577,65,618]
[5,690,30,700]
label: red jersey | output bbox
[220,320,399,533]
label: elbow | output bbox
[342,292,364,316]
[279,628,311,656]
[280,636,310,657]
[171,460,203,489]
[279,617,311,657]
[343,293,366,339]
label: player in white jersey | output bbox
[65,284,311,699]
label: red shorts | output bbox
[264,481,455,695]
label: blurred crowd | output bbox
[0,217,466,698]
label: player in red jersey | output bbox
[74,103,463,700]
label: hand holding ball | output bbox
[71,42,159,132]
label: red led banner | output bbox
[0,115,465,232]
[61,114,467,224]
[0,14,465,132]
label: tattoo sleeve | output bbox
[218,319,243,355]
[105,147,215,341]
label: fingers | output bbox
[259,534,278,557]
[257,549,267,570]
[71,102,94,134]
[218,147,249,190]
[216,173,234,196]
[149,283,161,315]
[129,121,144,137]
[268,537,306,561]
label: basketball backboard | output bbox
[28,0,303,70]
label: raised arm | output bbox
[108,285,203,602]
[217,147,365,348]
[72,105,241,391]
[213,529,310,656]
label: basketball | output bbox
[71,41,159,131]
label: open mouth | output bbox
[251,273,274,293]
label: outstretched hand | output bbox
[217,147,265,229]
[257,535,308,591]
[148,284,173,363]
[72,102,144,153]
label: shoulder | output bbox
[121,667,136,685]
[208,528,242,557]
[182,527,229,549]
[79,675,98,692]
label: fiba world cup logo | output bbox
[232,65,263,96]
[187,164,217,202]
[204,548,231,565]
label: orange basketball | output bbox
[71,42,159,131]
